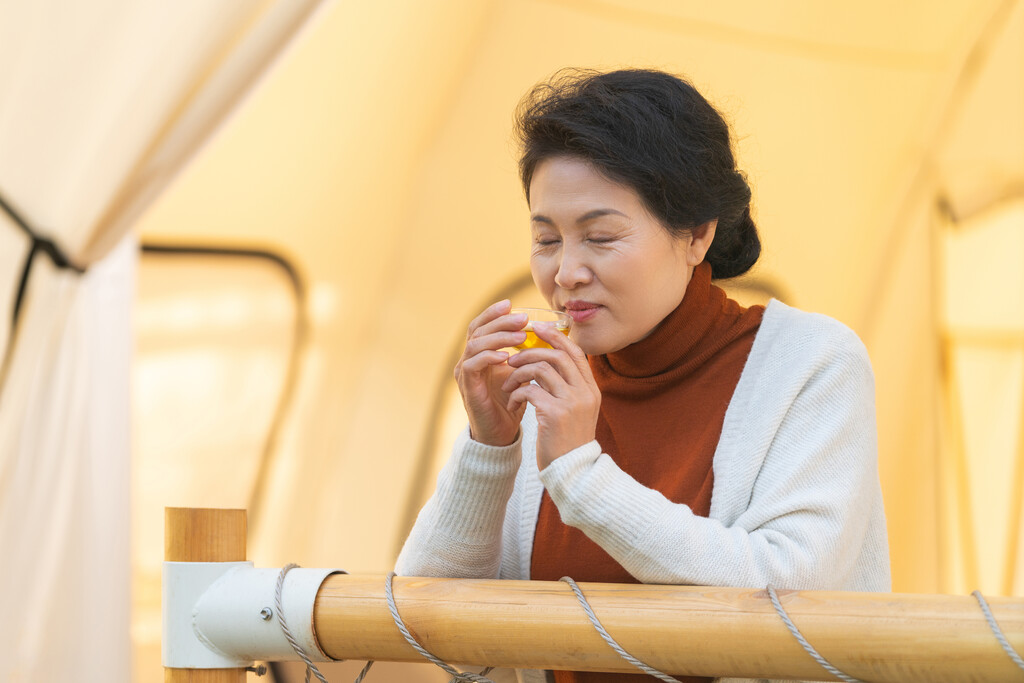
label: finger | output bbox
[464,329,527,358]
[507,382,551,415]
[507,382,575,419]
[468,301,527,339]
[508,346,583,387]
[472,314,529,342]
[501,361,568,396]
[467,300,511,336]
[457,349,511,379]
[530,322,595,384]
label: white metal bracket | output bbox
[163,561,341,668]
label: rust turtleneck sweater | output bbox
[530,261,764,683]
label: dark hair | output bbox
[515,68,760,279]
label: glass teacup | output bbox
[510,307,572,350]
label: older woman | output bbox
[397,68,890,683]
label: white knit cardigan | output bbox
[397,300,891,683]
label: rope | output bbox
[0,189,88,393]
[384,571,498,683]
[973,590,1024,673]
[353,660,375,683]
[766,585,863,683]
[558,578,1024,683]
[276,563,331,683]
[559,576,683,683]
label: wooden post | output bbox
[164,507,248,683]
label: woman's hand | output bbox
[503,322,601,470]
[455,300,529,447]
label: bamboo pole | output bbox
[165,508,248,683]
[313,574,1024,682]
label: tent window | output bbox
[131,243,305,669]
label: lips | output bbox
[562,300,601,323]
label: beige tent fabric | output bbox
[0,0,997,678]
[936,0,1024,222]
[932,0,1024,594]
[0,0,325,679]
[132,0,1024,608]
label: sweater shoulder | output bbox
[760,299,871,367]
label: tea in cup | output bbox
[510,307,572,350]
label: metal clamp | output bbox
[163,561,341,668]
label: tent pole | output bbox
[164,508,248,683]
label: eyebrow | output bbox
[531,208,629,225]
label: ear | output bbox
[686,218,717,266]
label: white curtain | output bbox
[0,1,325,679]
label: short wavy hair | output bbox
[515,68,760,279]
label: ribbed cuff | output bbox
[540,442,659,551]
[432,426,523,537]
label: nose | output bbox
[554,244,592,289]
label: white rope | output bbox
[384,571,498,683]
[559,576,683,683]
[353,660,376,683]
[276,563,331,683]
[972,590,1024,673]
[765,585,863,683]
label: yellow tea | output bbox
[508,307,572,351]
[514,324,570,350]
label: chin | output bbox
[574,334,617,357]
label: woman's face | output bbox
[529,156,714,356]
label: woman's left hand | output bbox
[502,322,601,470]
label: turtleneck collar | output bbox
[590,261,734,380]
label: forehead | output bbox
[529,157,645,217]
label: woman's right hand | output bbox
[455,300,528,447]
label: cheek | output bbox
[613,253,686,310]
[530,257,555,296]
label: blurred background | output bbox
[1,0,1022,680]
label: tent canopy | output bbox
[2,1,1023,680]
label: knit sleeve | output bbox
[395,426,523,578]
[539,323,890,591]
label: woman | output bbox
[397,68,890,683]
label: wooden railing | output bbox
[164,508,1024,682]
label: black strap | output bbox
[0,190,86,326]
